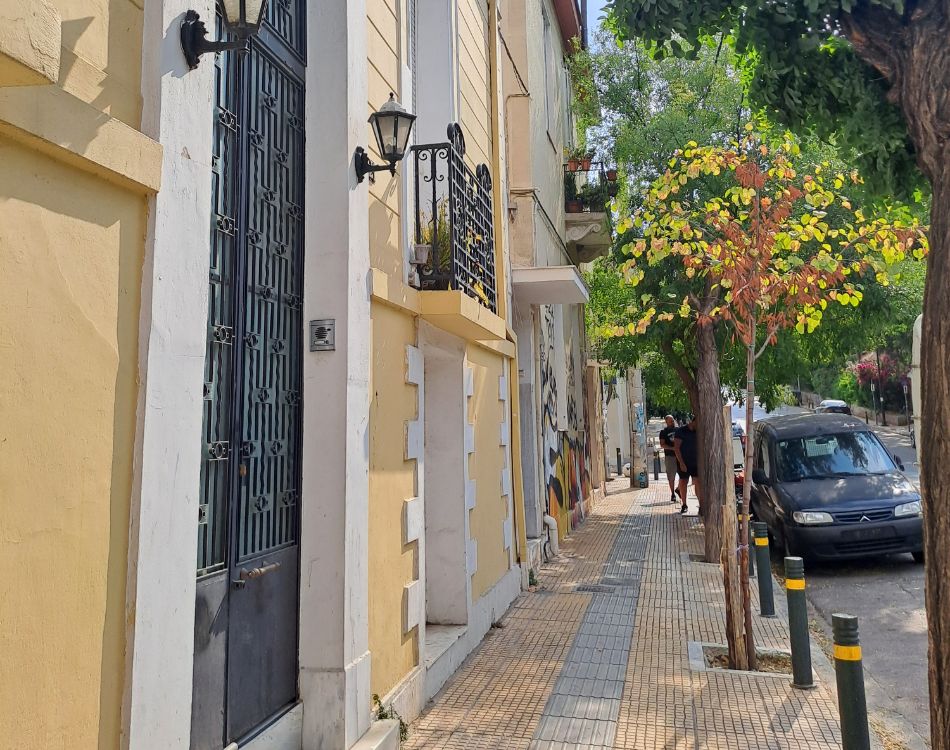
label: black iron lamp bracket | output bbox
[354,146,397,184]
[181,10,249,71]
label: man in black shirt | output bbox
[674,416,702,514]
[658,415,679,502]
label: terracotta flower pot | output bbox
[567,158,581,172]
[580,157,592,171]
[565,199,584,213]
[606,169,618,181]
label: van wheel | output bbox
[912,550,925,564]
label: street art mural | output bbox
[539,305,592,538]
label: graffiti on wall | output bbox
[539,305,592,536]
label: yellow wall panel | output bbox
[368,19,400,94]
[0,136,144,750]
[369,303,419,699]
[466,346,510,600]
[369,192,403,279]
[367,0,399,50]
[52,0,144,128]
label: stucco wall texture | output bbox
[368,303,420,699]
[467,345,511,600]
[0,137,144,749]
[0,1,147,746]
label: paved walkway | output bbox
[404,480,844,749]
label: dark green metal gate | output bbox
[192,3,306,747]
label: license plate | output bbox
[841,526,895,542]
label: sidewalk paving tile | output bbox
[403,480,844,749]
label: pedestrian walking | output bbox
[658,415,679,503]
[674,415,703,515]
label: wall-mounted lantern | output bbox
[181,1,269,71]
[355,93,417,184]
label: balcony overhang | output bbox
[420,290,507,341]
[553,0,583,51]
[565,211,612,263]
[512,266,589,305]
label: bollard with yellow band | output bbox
[784,557,814,689]
[752,522,775,617]
[832,613,870,750]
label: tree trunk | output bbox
[696,319,725,563]
[720,403,748,670]
[660,338,700,416]
[844,4,950,744]
[921,170,950,750]
[741,339,757,670]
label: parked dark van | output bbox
[749,414,923,562]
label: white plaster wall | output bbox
[298,1,373,747]
[415,0,459,145]
[605,374,631,470]
[124,2,216,747]
[420,324,469,625]
[513,301,543,538]
[531,0,571,239]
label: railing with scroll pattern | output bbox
[411,124,497,313]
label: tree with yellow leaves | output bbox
[613,127,928,670]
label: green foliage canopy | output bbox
[604,0,926,200]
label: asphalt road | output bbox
[761,417,929,749]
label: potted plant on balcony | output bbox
[564,172,583,213]
[564,146,584,172]
[606,167,618,182]
[578,180,609,212]
[417,198,454,290]
[580,151,594,171]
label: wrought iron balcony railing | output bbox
[410,124,497,313]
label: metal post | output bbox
[876,348,887,426]
[902,383,911,437]
[833,614,871,750]
[653,450,660,480]
[738,501,754,576]
[752,522,775,616]
[784,557,814,689]
[616,447,622,477]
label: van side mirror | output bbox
[752,468,770,485]
[894,454,906,472]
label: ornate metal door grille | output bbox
[193,7,305,748]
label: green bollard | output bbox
[752,522,775,617]
[784,557,814,689]
[737,500,755,576]
[832,614,871,750]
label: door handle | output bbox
[232,561,281,588]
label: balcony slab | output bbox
[512,265,589,305]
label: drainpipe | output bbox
[490,0,530,574]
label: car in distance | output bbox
[749,413,922,562]
[815,398,852,415]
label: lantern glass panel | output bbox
[392,114,414,159]
[220,0,267,31]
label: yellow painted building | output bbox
[0,0,160,748]
[364,0,526,715]
[1,1,527,748]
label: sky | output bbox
[587,0,608,34]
